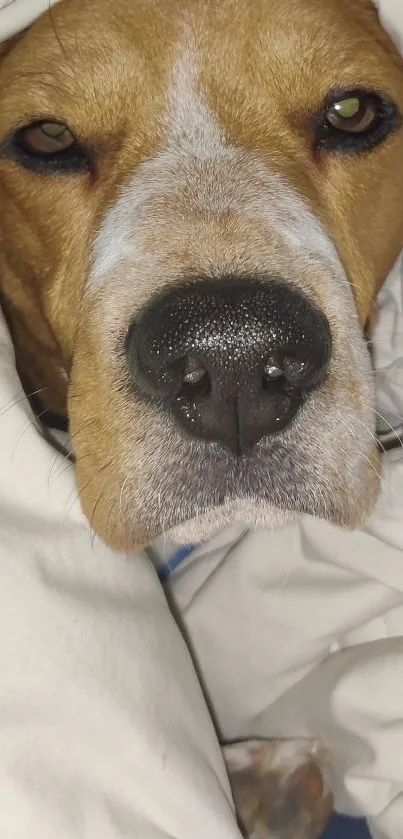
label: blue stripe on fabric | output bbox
[157,544,198,581]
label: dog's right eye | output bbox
[325,96,378,134]
[19,121,75,154]
[5,119,91,174]
[315,89,401,155]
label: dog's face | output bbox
[0,0,403,551]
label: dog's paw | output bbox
[223,738,334,839]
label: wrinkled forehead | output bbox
[0,0,399,153]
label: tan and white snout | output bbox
[81,48,380,549]
[2,0,403,551]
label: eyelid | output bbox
[19,122,76,155]
[0,119,92,175]
[7,115,84,144]
[313,89,401,155]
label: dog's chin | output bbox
[168,500,295,543]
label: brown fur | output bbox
[0,0,403,550]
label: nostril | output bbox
[263,354,285,383]
[182,357,207,386]
[178,356,211,399]
[283,356,315,387]
[262,347,330,393]
[282,350,329,390]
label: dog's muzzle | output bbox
[125,277,332,456]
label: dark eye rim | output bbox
[1,118,92,175]
[314,87,402,155]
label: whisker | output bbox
[62,459,114,527]
[352,415,385,453]
[89,490,106,550]
[371,408,403,448]
[48,2,69,61]
[119,476,130,520]
[10,407,49,465]
[49,451,92,483]
[69,417,97,442]
[0,386,48,424]
[365,334,403,343]
[361,452,382,483]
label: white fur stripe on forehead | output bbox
[165,45,226,156]
[89,43,341,291]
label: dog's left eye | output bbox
[19,121,76,154]
[4,119,91,174]
[316,89,400,154]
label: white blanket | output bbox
[1,2,403,839]
[0,317,242,839]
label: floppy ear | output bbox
[0,34,22,60]
[375,0,403,52]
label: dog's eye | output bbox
[325,96,377,134]
[316,89,400,154]
[5,119,90,174]
[20,121,75,154]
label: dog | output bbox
[1,0,403,556]
[0,1,403,835]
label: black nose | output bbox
[126,278,332,455]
